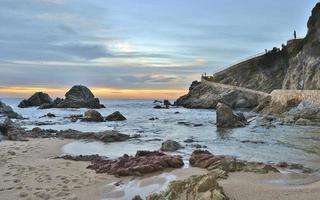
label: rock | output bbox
[39,85,104,109]
[55,154,107,162]
[216,103,247,128]
[147,174,228,200]
[24,128,131,143]
[189,150,279,175]
[83,151,183,176]
[153,100,163,103]
[160,140,182,152]
[164,100,171,108]
[105,111,126,121]
[295,118,312,126]
[0,101,21,119]
[132,195,143,200]
[153,105,164,109]
[18,92,52,108]
[184,138,195,143]
[176,80,269,109]
[149,117,159,121]
[0,118,27,141]
[40,113,56,118]
[174,111,180,114]
[82,110,104,122]
[286,101,320,121]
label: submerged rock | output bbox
[18,92,52,108]
[0,101,21,119]
[25,128,131,143]
[160,140,183,152]
[83,151,183,176]
[216,103,247,128]
[82,110,104,122]
[105,111,126,121]
[146,174,228,200]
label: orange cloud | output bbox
[0,86,187,100]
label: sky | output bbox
[0,0,318,99]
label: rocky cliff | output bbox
[176,3,320,109]
[211,3,320,92]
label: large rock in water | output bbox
[18,92,52,108]
[39,85,105,109]
[216,103,247,128]
[105,111,126,121]
[160,140,182,152]
[175,80,269,109]
[82,110,104,122]
[0,101,21,119]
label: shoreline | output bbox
[0,138,319,200]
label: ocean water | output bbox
[2,98,320,171]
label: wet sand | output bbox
[219,172,320,200]
[0,138,207,200]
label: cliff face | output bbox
[212,49,289,93]
[176,3,320,109]
[282,3,320,90]
[212,3,320,92]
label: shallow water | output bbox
[2,98,320,171]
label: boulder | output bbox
[160,140,182,152]
[105,111,126,121]
[0,101,21,119]
[147,174,228,200]
[58,151,184,176]
[82,110,104,122]
[189,150,279,175]
[18,92,52,108]
[216,103,247,128]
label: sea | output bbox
[1,98,320,171]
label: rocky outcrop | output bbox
[177,3,320,99]
[0,118,27,141]
[216,103,247,128]
[81,110,104,122]
[25,128,132,143]
[189,150,279,177]
[57,151,183,177]
[105,111,126,121]
[160,140,183,152]
[147,174,228,200]
[176,80,269,109]
[282,3,320,90]
[39,85,105,109]
[0,101,21,119]
[18,92,52,108]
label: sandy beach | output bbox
[219,172,320,200]
[0,138,207,200]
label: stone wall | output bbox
[270,90,320,105]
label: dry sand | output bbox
[0,138,206,200]
[219,172,320,200]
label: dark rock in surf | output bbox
[105,111,126,121]
[18,92,52,108]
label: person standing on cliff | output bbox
[294,30,297,39]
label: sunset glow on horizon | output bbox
[0,86,187,100]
